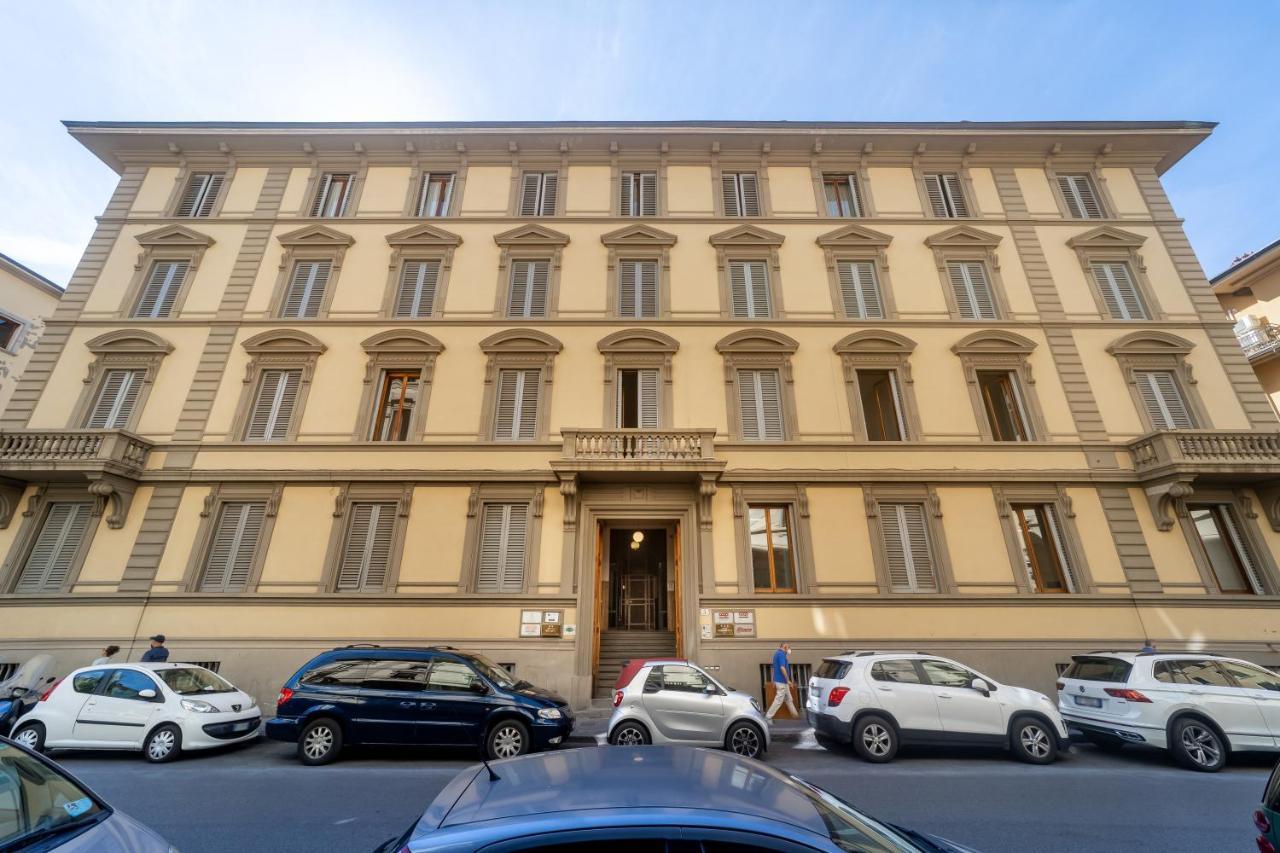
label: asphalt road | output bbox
[49,729,1274,853]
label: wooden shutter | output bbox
[947,261,996,319]
[879,503,938,592]
[86,369,143,429]
[1058,174,1103,219]
[638,260,658,317]
[619,260,657,318]
[495,369,539,440]
[926,173,968,217]
[837,260,883,319]
[310,174,333,217]
[1091,262,1147,320]
[507,260,549,318]
[620,172,633,216]
[245,369,301,440]
[1040,505,1078,593]
[176,173,223,217]
[943,173,969,216]
[730,261,770,317]
[281,260,331,318]
[1218,506,1265,594]
[519,173,541,216]
[539,173,557,215]
[1135,371,1195,430]
[639,172,657,215]
[15,502,92,593]
[477,503,527,592]
[739,173,760,216]
[336,502,396,591]
[845,174,864,217]
[395,260,440,317]
[134,260,189,318]
[738,369,783,440]
[638,368,660,429]
[200,502,266,592]
[721,174,741,217]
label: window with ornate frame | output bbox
[1106,331,1210,433]
[709,225,786,320]
[478,330,562,442]
[611,156,668,217]
[321,484,413,593]
[402,156,467,217]
[1047,167,1114,220]
[181,484,282,593]
[511,166,565,217]
[0,486,103,594]
[70,330,173,432]
[834,331,922,442]
[352,330,443,442]
[925,226,1009,321]
[492,224,568,320]
[231,329,326,443]
[170,170,228,218]
[1174,490,1277,595]
[0,312,25,354]
[118,225,214,320]
[600,224,676,320]
[716,330,799,442]
[618,170,658,217]
[809,158,877,219]
[303,167,366,218]
[993,484,1093,594]
[598,329,678,429]
[864,485,955,593]
[382,223,461,318]
[816,224,895,320]
[459,483,545,594]
[716,169,765,217]
[731,484,815,594]
[1067,226,1163,321]
[268,225,353,320]
[951,330,1048,442]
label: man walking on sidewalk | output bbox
[765,642,797,723]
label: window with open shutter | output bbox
[394,260,440,318]
[837,260,884,319]
[729,260,771,318]
[133,260,190,318]
[1091,262,1148,320]
[416,172,455,217]
[1190,504,1264,594]
[494,368,540,441]
[280,260,331,318]
[823,174,864,217]
[14,502,92,593]
[946,261,998,319]
[618,259,658,318]
[722,172,761,217]
[1134,370,1195,430]
[507,260,549,318]
[857,369,907,441]
[878,503,938,592]
[621,172,658,216]
[978,371,1033,441]
[519,172,558,216]
[336,502,397,591]
[1057,173,1105,219]
[310,173,353,217]
[476,503,528,592]
[175,172,225,217]
[616,368,660,429]
[924,173,969,218]
[1012,504,1077,593]
[738,369,784,441]
[85,369,144,429]
[244,369,302,441]
[199,502,266,592]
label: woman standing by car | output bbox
[91,645,120,666]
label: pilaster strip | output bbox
[118,485,185,591]
[1096,486,1162,593]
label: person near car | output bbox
[1140,640,1156,653]
[91,644,120,665]
[765,642,798,722]
[140,634,169,662]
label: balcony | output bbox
[553,428,724,480]
[0,430,153,480]
[1129,430,1280,481]
[1237,324,1280,362]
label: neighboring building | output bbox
[0,119,1277,707]
[0,253,61,414]
[1213,239,1280,416]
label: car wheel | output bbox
[1010,717,1057,765]
[486,719,530,760]
[609,721,650,746]
[298,718,343,766]
[726,722,764,758]
[1083,732,1126,752]
[1171,717,1226,772]
[12,721,45,753]
[852,715,897,763]
[143,724,182,763]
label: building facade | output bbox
[1214,239,1280,418]
[0,120,1277,707]
[0,252,61,415]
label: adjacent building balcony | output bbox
[1236,323,1280,363]
[553,428,724,480]
[0,429,153,481]
[1129,430,1280,481]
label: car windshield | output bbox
[465,654,517,689]
[0,742,105,848]
[157,667,235,695]
[785,772,926,852]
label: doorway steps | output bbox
[593,630,676,699]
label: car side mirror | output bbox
[469,680,489,694]
[703,683,717,694]
[970,678,991,697]
[138,689,157,700]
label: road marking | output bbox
[334,818,357,825]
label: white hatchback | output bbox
[11,663,259,762]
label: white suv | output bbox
[1057,651,1280,772]
[807,651,1069,764]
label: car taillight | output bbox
[1055,681,1064,692]
[827,687,850,707]
[1256,809,1271,834]
[276,687,293,708]
[1103,688,1152,703]
[1258,834,1276,853]
[39,678,63,702]
[612,689,624,708]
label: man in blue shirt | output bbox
[140,634,169,663]
[765,642,797,723]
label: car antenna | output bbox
[481,757,501,782]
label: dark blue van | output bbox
[265,646,574,765]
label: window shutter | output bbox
[86,369,143,429]
[640,172,657,215]
[948,262,996,319]
[739,173,760,216]
[395,260,440,318]
[529,260,549,317]
[887,372,909,439]
[846,175,864,218]
[201,502,266,592]
[1091,262,1147,320]
[837,260,883,319]
[310,174,333,217]
[176,173,224,217]
[134,260,189,318]
[516,368,540,439]
[15,502,92,593]
[620,173,633,216]
[539,173,557,215]
[729,262,749,316]
[417,173,454,217]
[730,261,770,318]
[1135,371,1194,430]
[1218,506,1265,594]
[880,503,938,593]
[738,369,783,440]
[638,368,660,429]
[508,260,548,318]
[924,174,948,217]
[926,174,967,217]
[495,369,539,440]
[519,173,541,216]
[1039,505,1078,593]
[1058,174,1103,219]
[281,260,331,318]
[721,174,741,217]
[336,502,396,591]
[246,369,301,440]
[618,260,637,317]
[942,174,969,216]
[639,259,658,317]
[477,503,527,592]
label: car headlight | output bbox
[537,707,562,720]
[248,696,257,710]
[181,699,217,713]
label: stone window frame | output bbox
[458,482,545,594]
[0,484,105,594]
[809,154,878,218]
[163,161,236,218]
[610,152,668,216]
[951,330,1049,442]
[319,483,414,593]
[863,484,956,594]
[816,223,897,320]
[712,151,773,218]
[381,223,462,319]
[507,148,569,217]
[833,331,923,442]
[715,329,800,442]
[600,224,677,320]
[597,329,679,429]
[1066,226,1164,321]
[351,330,444,442]
[913,160,982,219]
[298,161,369,218]
[709,225,786,320]
[118,225,215,320]
[992,483,1095,594]
[492,224,570,320]
[269,225,355,320]
[1045,163,1118,221]
[925,225,1010,321]
[0,309,28,356]
[230,329,327,443]
[70,329,174,431]
[477,329,562,442]
[400,155,469,218]
[1169,486,1280,596]
[1105,331,1210,432]
[731,483,816,595]
[181,483,283,593]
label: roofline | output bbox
[1211,236,1280,290]
[0,252,63,297]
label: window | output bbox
[175,172,225,217]
[73,670,108,693]
[518,171,558,216]
[310,173,353,217]
[416,172,455,218]
[299,660,368,687]
[1091,261,1148,320]
[721,172,761,217]
[361,660,431,692]
[1064,657,1131,683]
[946,261,998,319]
[1134,370,1195,430]
[618,259,659,319]
[494,368,540,441]
[616,368,659,429]
[335,502,397,591]
[103,669,160,701]
[198,502,266,592]
[1057,173,1105,219]
[857,370,906,441]
[427,660,481,692]
[507,259,550,318]
[836,260,884,319]
[1188,505,1262,594]
[823,174,863,217]
[477,503,528,592]
[920,660,974,688]
[1012,503,1076,593]
[978,371,1033,441]
[1219,660,1280,691]
[0,316,21,352]
[729,260,772,318]
[393,260,440,318]
[279,260,331,319]
[83,368,143,430]
[132,260,189,319]
[878,503,937,592]
[749,505,795,592]
[923,172,969,218]
[371,371,420,442]
[620,171,657,216]
[870,660,921,684]
[654,664,712,693]
[244,369,301,441]
[737,369,785,441]
[1154,659,1233,687]
[815,660,851,680]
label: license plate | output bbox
[233,721,255,732]
[1073,695,1102,708]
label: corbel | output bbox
[992,485,1011,518]
[1058,485,1076,519]
[926,485,943,519]
[266,484,283,518]
[860,141,873,173]
[167,142,182,156]
[1144,479,1194,532]
[1239,492,1258,521]
[698,475,717,530]
[332,484,350,518]
[558,475,578,530]
[0,477,26,529]
[87,474,136,529]
[796,489,810,518]
[863,489,879,518]
[1045,142,1062,168]
[532,486,544,519]
[302,142,314,155]
[398,484,413,517]
[1255,482,1280,532]
[911,142,927,171]
[466,485,480,518]
[731,486,746,519]
[200,484,222,518]
[962,142,976,169]
[22,486,46,519]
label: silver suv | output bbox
[606,659,770,759]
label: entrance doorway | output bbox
[607,527,668,631]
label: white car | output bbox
[807,651,1070,764]
[1057,651,1280,772]
[11,663,259,763]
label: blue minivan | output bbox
[265,645,573,765]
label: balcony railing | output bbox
[1237,324,1280,361]
[0,430,153,477]
[1129,430,1280,474]
[561,429,717,462]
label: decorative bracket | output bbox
[1144,479,1194,532]
[558,475,578,531]
[1254,481,1280,532]
[698,475,718,531]
[86,474,137,530]
[0,477,24,529]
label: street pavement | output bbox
[48,714,1273,853]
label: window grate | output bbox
[0,662,18,681]
[758,662,811,709]
[177,660,221,673]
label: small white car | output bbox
[11,663,259,763]
[1057,651,1280,772]
[807,651,1070,764]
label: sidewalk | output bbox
[567,707,809,745]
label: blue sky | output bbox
[2,0,1277,285]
